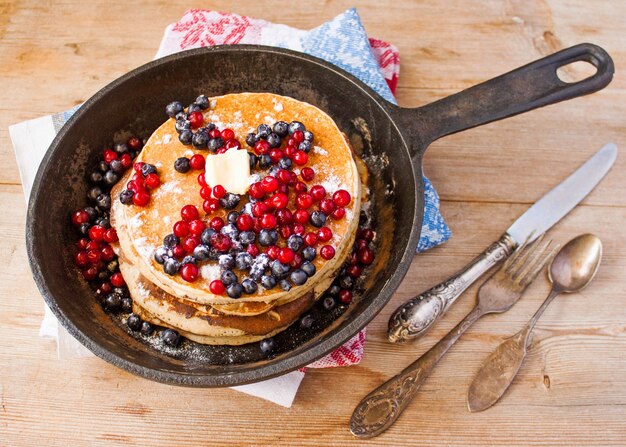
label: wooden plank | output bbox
[1,0,626,445]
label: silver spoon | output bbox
[467,233,603,412]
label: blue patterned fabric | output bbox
[56,8,450,252]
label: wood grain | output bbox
[1,1,626,446]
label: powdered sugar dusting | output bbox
[313,146,328,156]
[162,134,172,144]
[272,98,283,112]
[129,212,144,229]
[134,237,154,258]
[319,172,347,193]
[264,115,275,125]
[137,281,150,298]
[200,264,221,281]
[184,150,194,157]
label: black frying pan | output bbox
[26,43,613,387]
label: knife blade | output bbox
[388,143,617,343]
[507,143,617,244]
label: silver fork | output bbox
[350,236,557,438]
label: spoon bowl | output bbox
[549,233,603,293]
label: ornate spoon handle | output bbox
[351,305,485,438]
[387,233,515,343]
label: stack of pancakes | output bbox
[110,93,361,345]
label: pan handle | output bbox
[403,43,614,148]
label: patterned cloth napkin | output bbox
[10,8,450,407]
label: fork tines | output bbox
[502,234,558,289]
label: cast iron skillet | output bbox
[27,43,613,387]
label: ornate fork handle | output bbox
[351,306,485,438]
[388,233,516,343]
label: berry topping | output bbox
[181,204,200,221]
[188,111,204,129]
[180,263,199,282]
[320,245,336,260]
[332,189,351,207]
[189,154,205,170]
[210,279,226,295]
[212,184,226,199]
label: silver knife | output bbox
[388,143,618,343]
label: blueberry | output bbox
[273,121,289,137]
[88,186,102,201]
[268,166,280,177]
[298,141,311,153]
[162,329,180,347]
[227,283,244,298]
[241,278,258,294]
[219,193,241,210]
[303,130,314,142]
[166,101,184,118]
[175,118,191,133]
[121,296,133,313]
[259,229,278,247]
[96,194,111,210]
[187,103,202,113]
[257,124,271,138]
[327,284,341,297]
[221,269,238,286]
[236,252,253,270]
[163,258,181,275]
[78,223,91,235]
[248,152,258,169]
[267,133,281,148]
[219,254,235,270]
[195,95,209,110]
[179,129,193,145]
[290,269,308,286]
[288,121,305,134]
[249,265,264,281]
[246,132,258,148]
[127,313,141,331]
[221,223,239,239]
[114,142,129,154]
[182,255,196,265]
[174,157,191,173]
[104,170,119,186]
[207,137,224,152]
[238,230,255,245]
[241,202,254,215]
[110,159,125,174]
[203,123,216,132]
[89,171,103,184]
[260,338,275,354]
[95,217,110,228]
[258,153,272,168]
[227,211,239,224]
[322,296,336,311]
[302,246,316,261]
[193,244,210,261]
[119,189,134,205]
[261,274,277,289]
[254,253,271,270]
[106,260,119,273]
[200,228,216,245]
[192,131,208,149]
[309,211,327,228]
[141,163,157,177]
[278,157,292,170]
[104,293,122,312]
[140,321,154,335]
[287,235,304,252]
[279,279,292,292]
[300,314,314,329]
[339,275,355,290]
[98,160,109,173]
[301,261,316,277]
[84,207,98,221]
[175,111,187,121]
[163,233,180,249]
[154,246,168,264]
[271,260,290,278]
[208,246,220,260]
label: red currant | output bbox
[200,186,212,199]
[261,176,279,193]
[82,266,98,281]
[120,153,133,169]
[266,246,279,260]
[292,150,308,166]
[127,136,142,150]
[278,225,292,239]
[320,198,336,214]
[331,207,346,220]
[252,202,268,217]
[209,129,221,139]
[300,167,315,182]
[236,214,254,231]
[292,130,304,143]
[188,111,204,129]
[292,223,305,235]
[276,169,291,184]
[304,232,318,247]
[310,185,326,202]
[221,128,235,140]
[74,251,89,267]
[76,238,90,250]
[104,228,118,243]
[198,173,207,186]
[183,236,200,253]
[276,209,293,225]
[290,253,303,269]
[210,279,226,294]
[296,193,313,210]
[180,204,199,221]
[333,189,351,207]
[202,198,219,214]
[190,154,205,170]
[254,140,270,155]
[246,244,260,257]
[249,182,265,199]
[260,213,277,229]
[317,227,332,242]
[88,225,106,241]
[71,209,90,227]
[269,148,284,163]
[212,184,226,199]
[145,173,160,189]
[294,182,308,194]
[224,138,241,150]
[132,191,150,207]
[171,245,185,259]
[103,149,118,164]
[180,263,199,282]
[209,217,224,231]
[188,219,206,236]
[294,209,309,224]
[347,264,363,278]
[133,162,144,174]
[359,228,375,241]
[358,246,375,265]
[110,272,126,287]
[101,245,115,262]
[339,289,353,304]
[320,245,336,260]
[278,247,295,264]
[271,193,288,209]
[211,233,231,252]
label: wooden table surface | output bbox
[2,1,625,445]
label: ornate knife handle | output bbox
[387,233,516,343]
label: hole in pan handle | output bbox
[397,43,614,150]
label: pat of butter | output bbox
[203,149,251,195]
